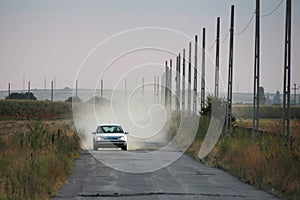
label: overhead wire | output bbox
[207,40,215,52]
[261,0,284,17]
[235,12,255,35]
[207,0,283,50]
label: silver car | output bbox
[92,124,128,151]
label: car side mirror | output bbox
[92,132,96,134]
[125,132,129,135]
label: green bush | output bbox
[0,100,72,120]
[6,92,37,100]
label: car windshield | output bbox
[96,125,124,133]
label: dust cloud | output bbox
[72,91,170,151]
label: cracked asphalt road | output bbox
[52,150,278,200]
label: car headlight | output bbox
[96,136,102,141]
[120,136,126,141]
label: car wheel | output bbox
[121,145,127,151]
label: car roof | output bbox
[98,124,121,127]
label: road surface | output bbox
[52,150,277,200]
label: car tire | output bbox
[121,145,127,151]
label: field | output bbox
[0,100,81,200]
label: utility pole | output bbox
[201,28,206,112]
[176,56,179,112]
[101,79,103,98]
[156,76,160,102]
[51,80,54,102]
[27,81,31,99]
[182,49,186,112]
[292,83,299,105]
[8,83,10,96]
[178,54,181,112]
[225,5,235,135]
[176,54,181,112]
[76,79,78,98]
[282,0,292,146]
[165,61,169,108]
[188,42,192,114]
[169,59,172,109]
[193,35,198,115]
[161,73,165,104]
[253,0,260,136]
[154,76,156,102]
[214,17,220,99]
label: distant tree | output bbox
[65,96,81,103]
[273,90,281,105]
[259,86,266,105]
[6,92,37,100]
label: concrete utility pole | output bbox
[154,76,156,102]
[8,83,11,97]
[165,61,169,108]
[225,5,235,135]
[253,0,260,136]
[169,59,172,109]
[214,17,220,99]
[27,81,31,99]
[282,0,292,146]
[101,79,103,98]
[292,83,299,105]
[76,80,78,98]
[193,35,198,115]
[188,42,192,113]
[156,76,160,101]
[176,56,179,112]
[51,80,54,102]
[176,54,181,112]
[182,49,186,112]
[178,54,181,111]
[161,73,165,104]
[201,28,206,112]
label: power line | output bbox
[209,1,283,48]
[261,0,284,17]
[236,12,255,35]
[207,40,215,52]
[220,31,229,43]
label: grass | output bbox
[0,100,72,120]
[0,100,81,200]
[237,118,300,139]
[186,115,300,200]
[232,104,300,119]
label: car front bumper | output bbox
[94,140,127,148]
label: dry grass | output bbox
[187,116,300,200]
[0,100,80,200]
[0,121,81,200]
[237,118,300,139]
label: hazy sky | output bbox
[0,0,299,94]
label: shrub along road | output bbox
[52,149,277,200]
